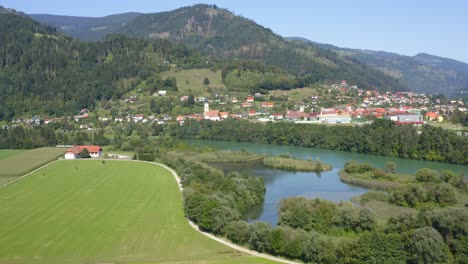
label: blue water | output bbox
[191,140,467,225]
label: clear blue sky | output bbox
[2,0,468,63]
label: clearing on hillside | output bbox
[161,68,225,95]
[0,147,65,185]
[0,160,278,264]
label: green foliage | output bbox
[278,197,376,234]
[385,161,397,174]
[225,220,251,245]
[160,152,264,234]
[262,156,331,172]
[389,182,457,208]
[343,231,409,264]
[410,227,452,264]
[359,190,390,204]
[372,168,387,179]
[416,168,441,183]
[80,148,91,158]
[386,212,419,233]
[169,119,468,165]
[0,14,206,119]
[248,221,272,253]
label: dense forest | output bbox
[0,13,206,119]
[168,119,468,164]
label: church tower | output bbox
[204,102,209,113]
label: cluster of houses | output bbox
[5,79,466,129]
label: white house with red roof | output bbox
[64,145,103,159]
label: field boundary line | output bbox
[0,159,59,188]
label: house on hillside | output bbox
[64,145,103,159]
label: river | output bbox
[190,140,468,226]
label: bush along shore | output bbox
[262,154,332,172]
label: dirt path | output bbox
[153,161,300,264]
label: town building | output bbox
[64,145,103,159]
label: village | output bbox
[4,80,467,132]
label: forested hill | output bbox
[29,12,143,41]
[116,4,406,92]
[287,37,468,96]
[0,12,206,120]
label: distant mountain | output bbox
[0,5,26,16]
[116,4,406,92]
[28,4,407,92]
[287,37,468,96]
[29,12,142,41]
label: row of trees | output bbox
[168,118,468,164]
[223,204,467,263]
[278,197,376,234]
[0,126,110,149]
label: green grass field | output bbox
[0,149,26,160]
[0,160,277,264]
[161,68,225,95]
[0,148,66,185]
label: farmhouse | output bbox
[64,145,103,159]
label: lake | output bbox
[190,140,467,226]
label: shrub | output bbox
[80,148,91,158]
[372,168,387,179]
[360,191,389,204]
[226,221,251,244]
[416,168,441,183]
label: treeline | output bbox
[224,201,467,263]
[0,125,110,148]
[168,118,468,164]
[0,13,206,119]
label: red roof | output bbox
[66,145,102,154]
[205,110,220,118]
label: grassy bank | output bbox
[263,156,332,172]
[0,149,26,160]
[339,170,403,190]
[0,160,277,264]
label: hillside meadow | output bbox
[0,160,278,264]
[161,68,225,95]
[0,147,65,185]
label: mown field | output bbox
[0,149,26,160]
[0,160,277,264]
[0,148,65,185]
[161,68,225,95]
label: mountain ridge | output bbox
[114,4,406,92]
[286,37,468,96]
[29,12,142,41]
